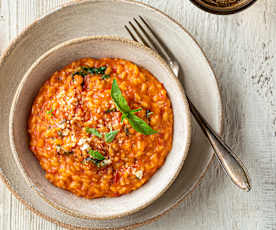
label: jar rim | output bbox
[189,0,258,15]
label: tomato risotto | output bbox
[28,58,173,198]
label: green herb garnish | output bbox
[82,157,101,167]
[111,79,157,135]
[111,79,131,113]
[72,66,107,78]
[131,108,142,113]
[121,113,128,123]
[46,108,53,116]
[91,66,107,74]
[88,150,105,161]
[105,128,119,143]
[128,112,157,135]
[72,71,86,77]
[83,156,110,168]
[85,127,102,138]
[101,74,110,80]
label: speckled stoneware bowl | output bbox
[9,36,192,220]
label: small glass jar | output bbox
[189,0,258,15]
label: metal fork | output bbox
[125,16,251,192]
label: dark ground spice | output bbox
[204,0,241,6]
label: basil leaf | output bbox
[127,113,157,135]
[105,130,119,143]
[85,127,102,138]
[110,79,157,135]
[88,150,105,160]
[121,113,128,123]
[120,108,141,124]
[111,79,131,113]
[46,108,53,116]
[131,108,142,113]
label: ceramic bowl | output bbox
[9,36,191,219]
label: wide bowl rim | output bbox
[9,35,192,220]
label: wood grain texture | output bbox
[0,0,275,229]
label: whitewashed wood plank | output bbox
[0,0,9,54]
[0,0,15,229]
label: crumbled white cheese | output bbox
[47,147,51,150]
[62,129,69,136]
[56,145,61,152]
[57,120,66,129]
[60,99,65,104]
[78,137,91,146]
[73,116,82,121]
[78,138,86,146]
[57,123,66,129]
[71,135,76,143]
[80,143,90,151]
[133,169,143,179]
[67,97,77,106]
[84,119,93,125]
[103,159,112,166]
[98,158,112,167]
[56,90,65,99]
[125,167,131,174]
[118,139,123,144]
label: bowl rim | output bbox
[9,35,192,220]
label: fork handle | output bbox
[187,97,251,191]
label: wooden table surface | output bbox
[0,0,275,229]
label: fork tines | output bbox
[124,16,172,62]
